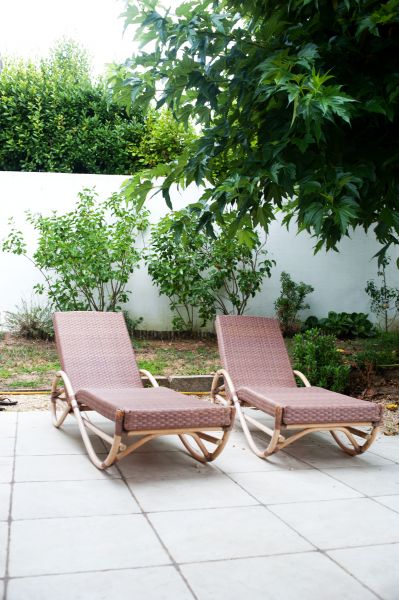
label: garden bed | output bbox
[0,336,220,389]
[0,335,398,435]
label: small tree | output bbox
[274,272,314,336]
[3,189,149,312]
[147,209,273,331]
[365,258,399,332]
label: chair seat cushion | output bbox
[236,386,382,425]
[76,386,233,431]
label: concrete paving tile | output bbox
[132,435,183,453]
[0,412,17,437]
[372,434,399,445]
[0,437,15,457]
[128,470,257,512]
[16,427,105,456]
[369,445,399,463]
[182,552,377,600]
[0,457,13,484]
[374,494,399,513]
[7,566,192,600]
[230,469,361,504]
[270,498,399,549]
[12,479,140,520]
[323,465,399,496]
[328,543,399,600]
[285,444,394,469]
[9,514,170,577]
[15,455,121,482]
[0,522,7,577]
[0,484,11,521]
[17,412,54,428]
[118,449,211,479]
[214,442,311,474]
[149,505,312,563]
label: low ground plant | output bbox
[5,300,54,340]
[304,312,375,339]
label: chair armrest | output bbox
[293,370,311,387]
[211,369,236,405]
[139,369,159,388]
[52,371,76,402]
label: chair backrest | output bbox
[215,315,296,389]
[53,311,142,391]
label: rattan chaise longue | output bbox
[51,311,235,469]
[211,316,382,458]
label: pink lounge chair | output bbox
[211,316,382,458]
[51,311,235,469]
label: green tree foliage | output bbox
[0,40,192,174]
[146,209,273,331]
[2,188,149,311]
[113,1,399,257]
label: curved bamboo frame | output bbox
[51,370,234,470]
[211,369,380,459]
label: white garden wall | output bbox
[0,171,397,331]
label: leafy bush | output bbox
[274,272,314,337]
[292,328,350,393]
[5,300,54,340]
[3,188,149,312]
[304,312,375,339]
[0,40,192,174]
[147,209,273,331]
[123,311,143,339]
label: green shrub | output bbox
[129,109,196,168]
[3,188,149,312]
[147,209,273,331]
[5,300,54,340]
[274,272,314,337]
[123,311,143,339]
[292,328,350,393]
[304,312,376,339]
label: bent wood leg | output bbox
[51,372,125,470]
[178,420,235,463]
[51,371,235,470]
[211,369,380,459]
[330,424,380,455]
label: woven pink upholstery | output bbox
[76,387,232,431]
[237,386,382,425]
[53,311,143,391]
[215,316,296,389]
[216,315,381,425]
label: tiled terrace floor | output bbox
[1,409,399,599]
